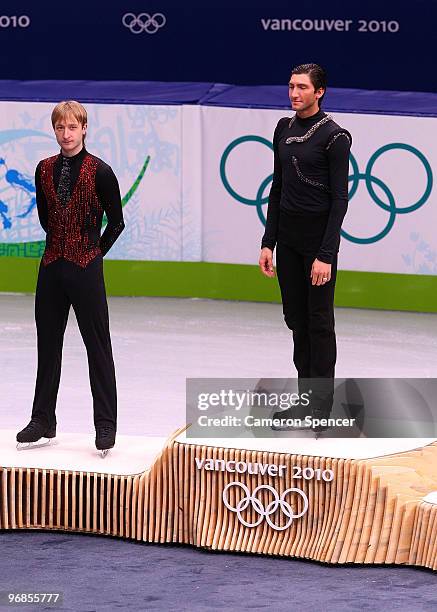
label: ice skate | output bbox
[312,419,331,440]
[313,426,329,440]
[16,419,56,451]
[95,427,116,458]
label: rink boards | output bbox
[0,428,436,571]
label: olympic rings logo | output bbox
[122,13,166,35]
[222,482,308,531]
[346,144,432,244]
[220,136,273,226]
[219,137,433,244]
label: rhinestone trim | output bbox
[41,154,103,268]
[286,114,333,144]
[326,131,352,150]
[291,156,330,193]
[57,156,72,206]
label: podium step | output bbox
[1,427,436,570]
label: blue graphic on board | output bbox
[0,105,191,261]
[403,233,437,275]
[0,158,36,224]
[0,129,51,244]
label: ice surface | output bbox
[1,294,436,437]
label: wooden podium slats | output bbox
[0,436,436,570]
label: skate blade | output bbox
[100,449,110,458]
[313,429,330,439]
[271,424,313,432]
[16,437,55,451]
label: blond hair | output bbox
[51,100,87,142]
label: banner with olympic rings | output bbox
[207,106,435,275]
[0,3,436,93]
[0,100,435,276]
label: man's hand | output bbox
[259,247,275,277]
[311,258,331,286]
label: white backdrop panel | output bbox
[200,106,436,274]
[0,101,189,261]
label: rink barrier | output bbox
[0,431,436,570]
[1,258,437,312]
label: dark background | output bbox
[0,0,435,92]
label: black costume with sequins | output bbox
[262,109,351,384]
[30,147,124,433]
[37,148,125,266]
[262,109,351,263]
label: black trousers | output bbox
[31,255,117,431]
[276,211,338,381]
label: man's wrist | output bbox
[315,253,332,264]
[261,243,275,252]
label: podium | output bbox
[1,428,436,570]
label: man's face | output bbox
[54,114,86,154]
[288,73,323,112]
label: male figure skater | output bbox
[258,64,351,429]
[16,100,125,456]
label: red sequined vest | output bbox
[40,154,103,268]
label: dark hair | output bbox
[291,63,327,107]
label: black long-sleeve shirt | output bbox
[35,147,124,256]
[261,109,351,263]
